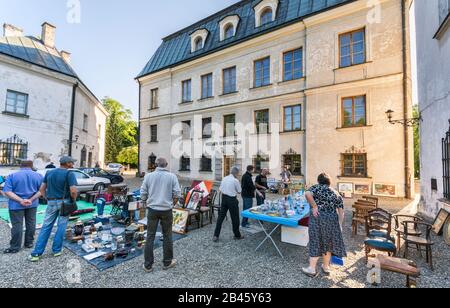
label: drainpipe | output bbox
[138,80,142,177]
[302,20,308,186]
[402,0,412,199]
[68,82,78,156]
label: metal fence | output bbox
[0,135,28,167]
[443,120,450,200]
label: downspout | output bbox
[302,20,308,186]
[402,0,412,198]
[68,82,78,156]
[138,80,142,177]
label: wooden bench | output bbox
[376,255,420,288]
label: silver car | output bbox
[38,169,111,193]
[105,163,124,175]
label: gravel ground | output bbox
[0,176,448,288]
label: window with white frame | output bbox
[254,0,279,27]
[5,90,28,115]
[190,29,209,53]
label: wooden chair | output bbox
[211,191,224,220]
[362,196,379,208]
[356,199,378,207]
[364,209,397,263]
[374,255,421,288]
[393,214,423,251]
[352,202,376,236]
[402,221,435,271]
[199,189,217,227]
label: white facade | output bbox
[412,0,450,218]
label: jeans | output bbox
[214,195,241,238]
[144,209,173,268]
[256,192,266,206]
[9,207,37,250]
[31,200,69,257]
[241,198,254,227]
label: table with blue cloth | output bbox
[241,204,310,258]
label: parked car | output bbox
[37,169,111,193]
[79,168,124,185]
[105,163,124,175]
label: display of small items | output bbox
[250,191,307,218]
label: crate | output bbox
[281,225,309,247]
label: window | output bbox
[255,109,270,134]
[182,120,191,139]
[201,74,213,99]
[224,114,236,137]
[200,155,212,172]
[182,79,192,103]
[283,48,303,81]
[224,24,235,40]
[254,57,270,88]
[283,154,302,176]
[223,67,237,94]
[341,153,368,177]
[284,105,302,131]
[260,8,273,26]
[194,37,203,52]
[339,28,366,68]
[150,89,158,109]
[443,121,450,200]
[342,96,367,127]
[5,90,28,115]
[0,135,28,167]
[253,155,270,174]
[150,125,158,143]
[73,171,90,180]
[83,114,88,132]
[180,156,191,172]
[202,117,212,139]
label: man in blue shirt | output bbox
[3,161,43,254]
[30,156,78,262]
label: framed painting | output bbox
[172,209,189,235]
[338,182,354,194]
[354,184,371,195]
[373,183,397,197]
[432,208,450,236]
[185,190,203,211]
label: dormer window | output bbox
[190,29,209,53]
[219,15,240,41]
[254,0,279,27]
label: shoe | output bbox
[301,267,319,278]
[53,252,62,257]
[321,266,331,276]
[3,248,19,254]
[213,236,219,243]
[163,259,177,270]
[234,235,245,240]
[28,255,40,262]
[143,264,153,273]
[24,244,34,249]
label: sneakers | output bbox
[53,252,63,258]
[234,235,245,240]
[301,267,319,278]
[28,255,40,262]
[3,248,19,254]
[143,264,153,273]
[163,259,177,270]
[212,236,219,243]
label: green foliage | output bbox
[103,98,138,163]
[117,146,138,167]
[413,105,420,179]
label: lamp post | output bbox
[385,110,422,127]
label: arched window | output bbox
[224,24,235,40]
[194,37,203,51]
[260,8,273,26]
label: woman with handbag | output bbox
[29,156,78,262]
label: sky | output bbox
[0,0,240,119]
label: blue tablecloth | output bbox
[241,204,310,227]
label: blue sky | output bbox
[0,0,239,119]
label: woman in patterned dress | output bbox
[302,173,346,277]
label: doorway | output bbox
[223,155,235,178]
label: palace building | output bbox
[137,0,414,198]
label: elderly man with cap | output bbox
[29,156,78,262]
[3,161,43,254]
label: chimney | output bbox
[61,51,71,64]
[3,24,23,37]
[41,22,56,48]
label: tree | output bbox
[103,98,138,163]
[413,105,420,179]
[117,146,138,168]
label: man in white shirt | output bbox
[213,166,244,242]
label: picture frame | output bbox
[338,182,354,194]
[373,183,397,197]
[354,184,371,195]
[172,209,189,235]
[432,208,450,236]
[185,190,203,211]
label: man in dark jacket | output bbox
[241,165,262,228]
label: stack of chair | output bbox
[352,197,378,236]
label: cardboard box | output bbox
[281,225,309,247]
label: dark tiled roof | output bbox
[0,35,77,77]
[137,0,355,79]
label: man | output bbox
[141,157,181,273]
[213,166,244,242]
[29,156,78,262]
[3,161,43,254]
[241,166,263,228]
[255,168,269,206]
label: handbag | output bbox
[60,170,78,217]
